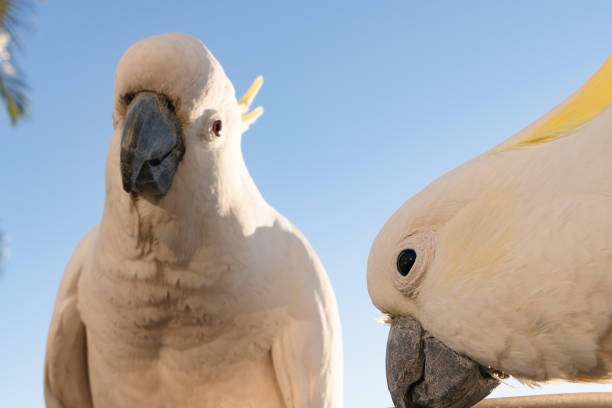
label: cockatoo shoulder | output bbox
[44,226,98,408]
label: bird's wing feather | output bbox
[271,317,342,408]
[269,222,342,408]
[271,320,315,408]
[44,227,98,408]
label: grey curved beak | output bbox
[120,92,184,197]
[387,316,505,408]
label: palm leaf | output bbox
[0,0,29,125]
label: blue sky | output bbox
[1,1,612,406]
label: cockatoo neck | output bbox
[100,133,270,265]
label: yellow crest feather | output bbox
[238,75,264,133]
[494,54,612,153]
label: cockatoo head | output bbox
[106,33,263,214]
[367,158,508,408]
[368,55,612,407]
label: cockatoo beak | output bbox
[386,316,505,408]
[120,91,184,197]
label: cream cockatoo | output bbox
[367,54,612,408]
[44,33,342,408]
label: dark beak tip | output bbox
[119,162,134,193]
[121,179,132,193]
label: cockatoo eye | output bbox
[390,231,436,298]
[396,249,417,276]
[212,120,223,137]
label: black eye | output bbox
[212,120,223,137]
[396,249,417,276]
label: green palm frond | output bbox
[0,0,29,125]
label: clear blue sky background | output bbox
[1,1,612,406]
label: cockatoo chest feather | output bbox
[77,228,287,407]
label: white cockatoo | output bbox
[44,33,342,408]
[368,54,612,408]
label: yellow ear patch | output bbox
[496,54,612,153]
[238,76,264,133]
[437,189,517,284]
